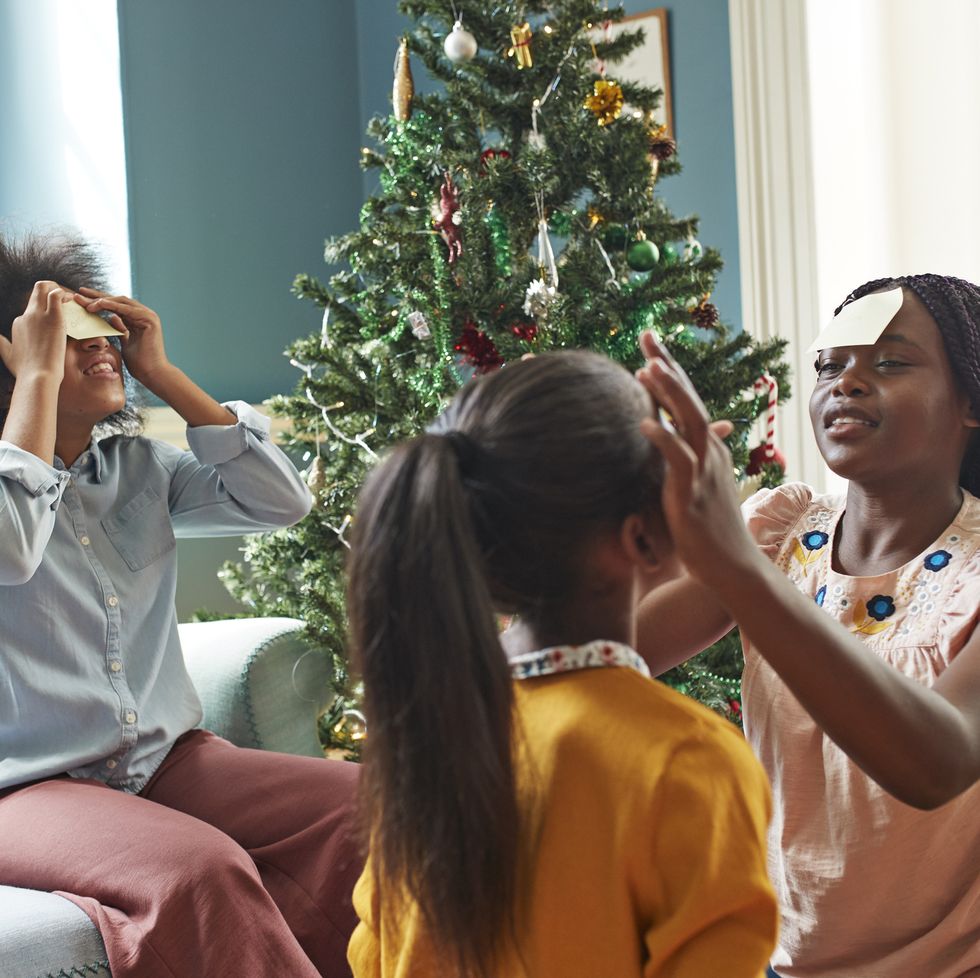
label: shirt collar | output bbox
[54,438,104,483]
[509,640,651,681]
[87,438,105,482]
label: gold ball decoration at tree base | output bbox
[392,37,414,121]
[507,22,533,68]
[584,79,624,126]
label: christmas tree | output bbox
[218,0,790,753]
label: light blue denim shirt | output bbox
[0,402,312,793]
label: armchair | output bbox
[0,617,336,978]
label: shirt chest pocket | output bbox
[101,486,176,571]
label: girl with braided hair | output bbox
[345,350,778,978]
[637,274,980,978]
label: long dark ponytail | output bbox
[837,274,980,494]
[349,431,516,977]
[347,351,661,976]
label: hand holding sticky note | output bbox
[61,298,125,341]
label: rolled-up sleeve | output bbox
[158,401,312,537]
[0,442,71,584]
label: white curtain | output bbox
[731,0,980,492]
[807,0,980,319]
[0,0,130,291]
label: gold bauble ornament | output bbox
[584,79,624,127]
[306,455,328,496]
[393,38,414,121]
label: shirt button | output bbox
[80,535,91,546]
[107,595,119,607]
[125,711,137,724]
[110,661,122,673]
[106,759,118,769]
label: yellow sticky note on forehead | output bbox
[806,288,904,353]
[61,300,124,341]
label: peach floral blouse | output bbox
[742,483,980,978]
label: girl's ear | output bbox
[619,512,673,574]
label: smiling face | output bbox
[808,289,979,488]
[56,333,127,433]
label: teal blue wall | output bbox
[114,0,740,619]
[117,0,363,404]
[353,0,742,330]
[118,0,740,401]
[116,0,365,618]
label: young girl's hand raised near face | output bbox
[74,287,168,386]
[74,288,236,430]
[0,281,74,464]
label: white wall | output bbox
[0,0,130,290]
[806,0,980,321]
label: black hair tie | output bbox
[443,429,482,475]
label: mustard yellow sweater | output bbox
[348,665,777,978]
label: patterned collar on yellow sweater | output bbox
[509,640,651,681]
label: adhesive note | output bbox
[806,287,904,353]
[62,300,124,341]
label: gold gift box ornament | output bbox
[508,22,533,69]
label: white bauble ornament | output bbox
[444,20,478,62]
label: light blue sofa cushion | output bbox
[0,887,109,977]
[181,615,335,757]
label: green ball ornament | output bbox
[661,241,679,264]
[626,238,660,271]
[602,223,628,250]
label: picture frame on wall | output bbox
[597,8,673,137]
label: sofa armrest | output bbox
[178,617,333,758]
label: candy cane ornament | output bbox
[746,373,787,475]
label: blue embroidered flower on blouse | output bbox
[802,531,829,551]
[924,550,952,572]
[815,585,827,606]
[866,594,896,621]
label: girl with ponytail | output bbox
[346,350,777,978]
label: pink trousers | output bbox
[0,730,362,978]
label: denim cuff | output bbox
[184,401,272,465]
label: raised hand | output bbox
[636,331,756,590]
[74,288,170,387]
[0,281,73,384]
[76,289,235,428]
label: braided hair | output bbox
[836,274,980,495]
